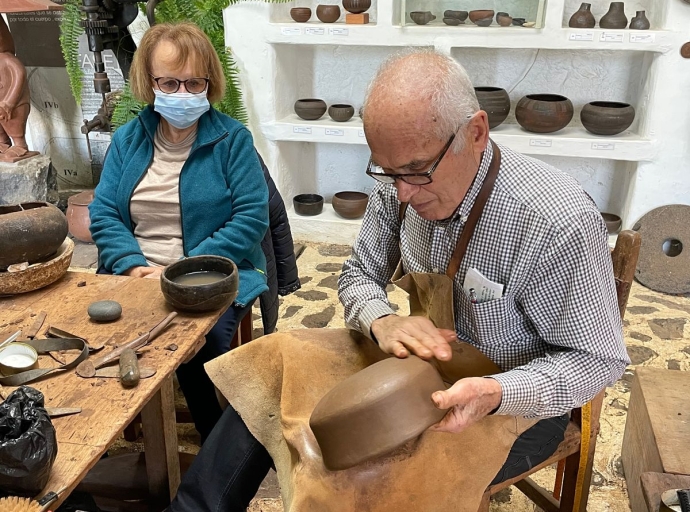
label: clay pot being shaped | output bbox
[580,101,635,136]
[310,355,448,470]
[474,87,511,129]
[342,0,370,14]
[599,2,627,29]
[601,213,622,234]
[629,10,650,29]
[294,98,327,120]
[290,7,312,22]
[515,94,574,134]
[328,104,355,122]
[293,194,324,216]
[66,190,94,243]
[409,11,436,25]
[568,2,596,28]
[496,12,513,26]
[0,202,68,270]
[332,191,369,219]
[316,4,341,23]
[161,256,239,312]
[469,9,494,26]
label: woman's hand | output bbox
[370,315,457,361]
[124,266,159,278]
[143,267,164,279]
[429,377,503,434]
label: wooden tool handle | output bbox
[119,348,140,388]
[89,332,148,371]
[148,312,177,342]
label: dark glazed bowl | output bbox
[332,191,369,219]
[293,194,324,216]
[328,104,355,122]
[290,7,312,22]
[409,11,436,25]
[601,213,622,234]
[469,9,494,25]
[474,87,511,129]
[443,17,462,25]
[515,94,574,133]
[161,256,239,312]
[444,9,468,20]
[294,98,327,120]
[580,101,635,136]
[316,4,341,22]
[342,0,371,14]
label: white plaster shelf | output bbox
[263,115,657,161]
[288,203,363,244]
[266,23,674,53]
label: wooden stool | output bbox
[641,472,690,512]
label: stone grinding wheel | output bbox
[0,496,42,512]
[633,204,690,294]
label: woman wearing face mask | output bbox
[89,22,269,442]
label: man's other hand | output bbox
[429,377,503,434]
[370,315,456,361]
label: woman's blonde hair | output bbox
[129,22,226,104]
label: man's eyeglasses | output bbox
[150,75,209,95]
[366,133,456,186]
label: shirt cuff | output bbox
[358,300,396,341]
[490,370,539,417]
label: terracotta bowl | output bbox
[294,98,327,121]
[0,237,73,295]
[444,9,468,20]
[66,190,94,243]
[161,256,239,313]
[474,87,511,129]
[601,213,622,234]
[580,101,635,136]
[409,11,436,25]
[469,9,494,25]
[316,4,341,23]
[328,104,355,122]
[342,0,371,14]
[310,355,448,470]
[332,191,369,219]
[515,94,574,133]
[290,7,312,22]
[293,194,324,216]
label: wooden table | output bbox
[0,271,226,509]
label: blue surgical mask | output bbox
[153,89,210,129]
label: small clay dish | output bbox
[443,17,462,25]
[328,104,355,122]
[310,355,448,470]
[293,194,324,216]
[0,343,38,376]
[601,213,622,234]
[469,9,494,26]
[444,9,468,20]
[496,12,513,26]
[580,101,635,136]
[332,191,369,219]
[316,4,340,23]
[161,256,239,313]
[409,11,436,25]
[294,98,327,121]
[290,7,312,22]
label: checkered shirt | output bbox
[338,141,629,418]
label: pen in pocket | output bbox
[469,287,478,304]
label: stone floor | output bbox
[69,238,690,511]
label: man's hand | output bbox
[370,315,457,361]
[124,266,159,278]
[429,377,503,434]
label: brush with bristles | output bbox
[0,487,66,512]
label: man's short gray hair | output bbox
[362,49,479,153]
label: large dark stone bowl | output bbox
[474,86,511,129]
[515,93,574,133]
[581,101,635,136]
[293,194,324,216]
[161,256,239,313]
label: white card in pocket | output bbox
[463,267,504,304]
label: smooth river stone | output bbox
[88,300,123,322]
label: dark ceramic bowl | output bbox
[342,0,371,14]
[580,101,635,136]
[290,7,312,22]
[443,17,463,25]
[294,194,324,216]
[601,213,622,234]
[474,87,510,129]
[328,104,355,122]
[294,98,327,121]
[161,256,239,312]
[444,9,468,20]
[410,11,436,25]
[332,191,369,219]
[469,9,494,25]
[515,94,574,133]
[512,17,526,25]
[316,4,341,22]
[496,12,513,26]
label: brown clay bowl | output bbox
[515,94,574,133]
[496,12,513,26]
[66,190,94,243]
[294,98,327,121]
[580,101,635,136]
[601,213,622,234]
[161,256,239,312]
[409,11,436,25]
[474,87,510,129]
[310,355,448,470]
[444,9,468,20]
[328,104,355,122]
[293,194,324,216]
[332,191,369,219]
[342,0,371,14]
[316,4,341,23]
[443,17,463,25]
[290,7,312,22]
[469,9,494,25]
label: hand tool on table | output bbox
[21,312,47,341]
[0,330,21,351]
[45,407,82,418]
[75,312,177,378]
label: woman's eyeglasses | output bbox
[151,75,209,95]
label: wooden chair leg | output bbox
[553,458,566,499]
[559,436,598,512]
[477,490,491,512]
[230,308,254,349]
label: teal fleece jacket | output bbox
[89,106,269,307]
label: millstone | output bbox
[87,300,122,322]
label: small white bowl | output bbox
[0,343,38,375]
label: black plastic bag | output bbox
[0,386,58,496]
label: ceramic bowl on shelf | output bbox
[294,98,328,120]
[161,256,239,312]
[342,0,371,14]
[328,104,355,122]
[512,17,526,25]
[515,94,574,133]
[444,10,468,21]
[601,213,622,234]
[293,194,325,216]
[496,12,513,26]
[580,101,635,136]
[443,17,463,25]
[316,4,341,23]
[474,87,510,129]
[469,9,494,26]
[409,11,436,25]
[332,191,369,219]
[290,7,312,22]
